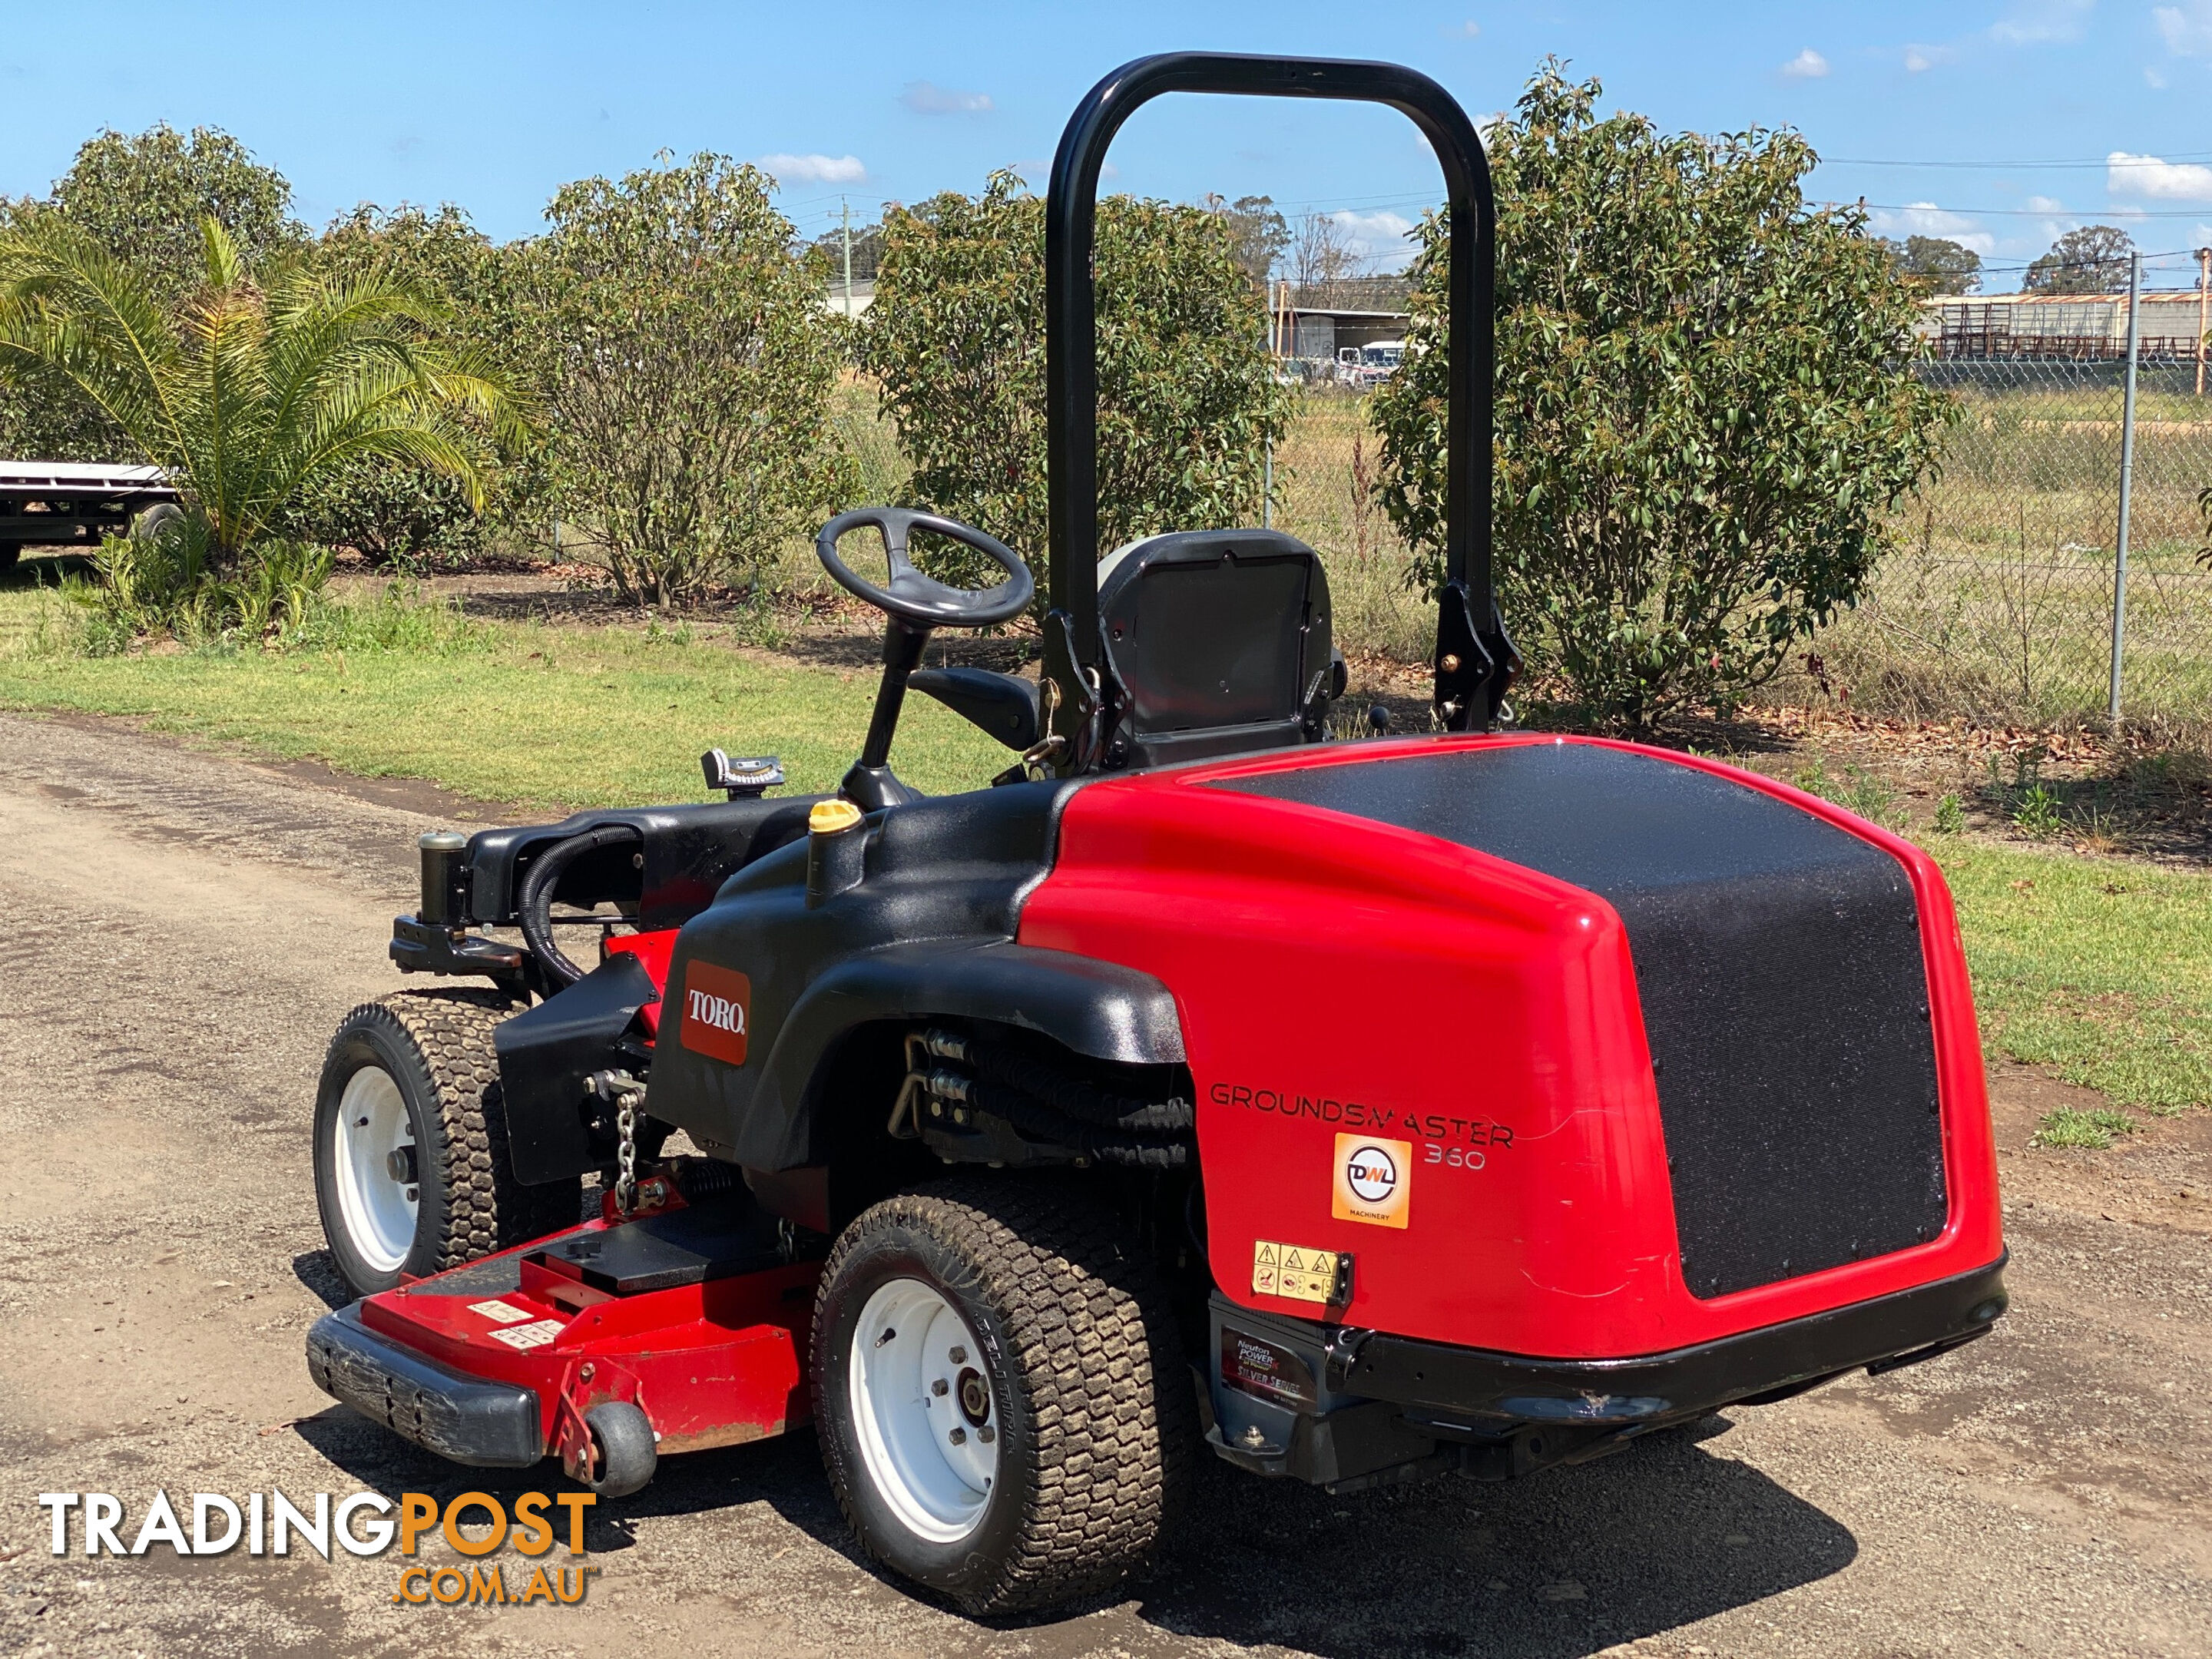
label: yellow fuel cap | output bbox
[809,798,865,836]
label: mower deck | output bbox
[308,1196,818,1477]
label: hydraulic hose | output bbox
[517,825,640,988]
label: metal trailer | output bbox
[0,460,179,570]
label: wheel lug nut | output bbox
[949,1427,967,1445]
[932,1378,949,1396]
[977,1425,995,1443]
[949,1346,966,1363]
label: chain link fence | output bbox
[1263,256,2212,744]
[1797,260,2212,740]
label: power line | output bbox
[1819,150,2212,171]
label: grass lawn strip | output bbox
[0,586,1005,805]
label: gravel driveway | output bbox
[0,709,2206,1658]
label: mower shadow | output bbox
[1117,1418,1859,1657]
[295,1404,1853,1654]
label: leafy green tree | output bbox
[515,154,851,604]
[0,214,521,563]
[50,124,304,297]
[1204,193,1290,287]
[1371,65,1951,732]
[2025,224,2136,294]
[0,123,303,460]
[291,204,538,563]
[1883,234,1982,296]
[810,219,884,285]
[861,170,1287,581]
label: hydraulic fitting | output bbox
[806,798,868,908]
[417,830,469,928]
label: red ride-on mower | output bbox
[306,52,2006,1615]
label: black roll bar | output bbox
[1042,51,1506,754]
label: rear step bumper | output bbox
[1207,1254,2008,1492]
[1336,1252,2010,1424]
[307,1304,543,1468]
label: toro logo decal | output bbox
[1333,1133,1411,1229]
[677,961,751,1065]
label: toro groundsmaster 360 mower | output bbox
[306,51,2007,1614]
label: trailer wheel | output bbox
[313,990,580,1298]
[811,1177,1194,1614]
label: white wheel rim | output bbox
[848,1277,999,1544]
[331,1065,419,1273]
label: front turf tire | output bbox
[811,1177,1195,1614]
[313,989,580,1299]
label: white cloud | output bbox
[902,81,993,115]
[1780,48,1830,78]
[2024,194,2065,212]
[2146,65,2171,86]
[2154,2,2212,55]
[1868,201,1996,256]
[757,153,866,185]
[1904,47,1934,71]
[2108,150,2212,200]
[1444,19,1480,37]
[1330,209,1417,265]
[1991,0,2094,45]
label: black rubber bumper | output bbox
[1330,1253,2009,1427]
[306,1304,545,1468]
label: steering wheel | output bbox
[816,508,1033,630]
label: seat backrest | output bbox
[1097,528,1334,768]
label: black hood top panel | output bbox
[1215,742,1947,1299]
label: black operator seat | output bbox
[1098,528,1339,769]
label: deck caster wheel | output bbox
[811,1177,1195,1614]
[571,1402,657,1498]
[313,990,581,1300]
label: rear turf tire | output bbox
[811,1176,1194,1614]
[313,989,581,1299]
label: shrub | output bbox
[516,154,851,605]
[861,170,1288,588]
[1371,65,1952,732]
[68,522,333,652]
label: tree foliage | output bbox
[48,124,304,298]
[2025,224,2137,294]
[1370,65,1952,732]
[0,214,522,562]
[0,122,303,460]
[860,171,1287,583]
[291,204,533,563]
[515,154,850,605]
[1883,234,1982,296]
[1204,194,1290,287]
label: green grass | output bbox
[2031,1108,2140,1151]
[1934,840,2212,1121]
[0,583,1005,809]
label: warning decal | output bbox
[469,1300,532,1325]
[1251,1239,1350,1306]
[488,1319,565,1351]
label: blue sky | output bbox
[4,1,2210,289]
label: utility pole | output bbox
[841,198,853,319]
[2197,246,2209,399]
[2108,251,2142,731]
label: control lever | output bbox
[702,749,784,800]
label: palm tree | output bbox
[0,214,524,561]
